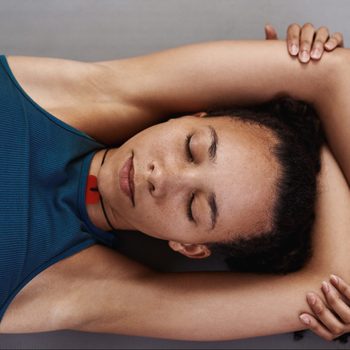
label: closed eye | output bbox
[185,134,194,162]
[187,192,195,222]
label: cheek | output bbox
[139,199,177,224]
[134,197,187,236]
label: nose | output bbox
[147,161,195,199]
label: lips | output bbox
[119,154,135,206]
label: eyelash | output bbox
[185,135,195,222]
[184,134,196,222]
[187,192,195,222]
[185,134,194,162]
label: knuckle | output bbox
[313,301,324,315]
[301,40,312,48]
[315,307,324,316]
[288,23,300,31]
[331,324,344,335]
[302,22,314,30]
[318,26,329,33]
[313,39,324,48]
[328,37,337,45]
[334,33,344,44]
[342,286,350,295]
[334,32,344,41]
[333,326,344,336]
[327,292,338,305]
[328,299,337,308]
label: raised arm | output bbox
[311,50,350,186]
[98,39,335,121]
[6,27,340,147]
[67,147,350,341]
[98,35,350,186]
[8,26,347,169]
[2,147,348,340]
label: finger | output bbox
[322,281,350,324]
[306,292,345,337]
[330,275,350,301]
[325,32,345,51]
[310,26,329,60]
[265,24,278,40]
[299,313,335,341]
[299,23,316,63]
[286,23,301,56]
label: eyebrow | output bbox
[208,125,218,162]
[208,192,218,230]
[206,125,219,230]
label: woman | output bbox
[0,23,349,341]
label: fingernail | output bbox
[290,44,299,55]
[311,48,321,59]
[300,50,309,62]
[307,293,316,305]
[299,314,311,325]
[330,274,339,285]
[325,42,335,50]
[322,281,330,293]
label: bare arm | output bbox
[99,40,334,112]
[8,40,349,180]
[2,147,347,340]
[6,39,338,146]
[311,49,350,186]
[4,39,350,339]
[98,40,350,186]
[68,148,350,341]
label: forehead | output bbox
[196,116,280,241]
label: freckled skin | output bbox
[87,115,280,251]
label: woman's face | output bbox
[98,115,280,256]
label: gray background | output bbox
[0,0,350,348]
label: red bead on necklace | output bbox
[85,174,100,204]
[84,148,119,233]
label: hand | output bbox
[265,23,344,63]
[299,275,350,341]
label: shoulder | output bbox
[4,56,115,129]
[4,56,159,145]
[5,56,104,105]
[0,244,152,333]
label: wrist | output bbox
[308,48,347,107]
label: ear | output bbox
[192,112,208,118]
[168,241,211,259]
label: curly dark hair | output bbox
[205,97,324,274]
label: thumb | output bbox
[265,24,278,40]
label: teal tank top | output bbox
[0,56,118,321]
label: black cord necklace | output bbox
[90,148,119,233]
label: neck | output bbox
[86,149,118,232]
[86,148,136,232]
